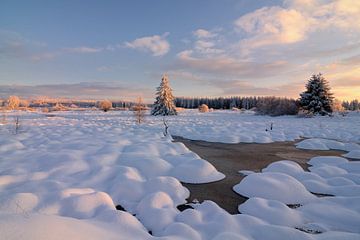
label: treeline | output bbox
[342,100,360,111]
[0,96,141,110]
[175,96,359,116]
[175,96,259,110]
[29,100,139,109]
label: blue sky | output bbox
[0,0,359,101]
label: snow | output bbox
[0,212,150,240]
[238,197,304,227]
[233,172,316,204]
[343,150,360,159]
[169,110,360,144]
[1,109,360,239]
[296,138,360,152]
[235,156,360,236]
[308,156,349,166]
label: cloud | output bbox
[193,29,218,39]
[30,52,60,61]
[63,46,103,53]
[125,33,170,56]
[234,6,312,48]
[176,50,290,78]
[0,82,153,101]
[234,0,360,50]
[96,66,111,72]
[29,46,102,61]
[212,79,304,97]
[0,30,46,59]
[172,0,360,101]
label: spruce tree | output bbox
[299,73,334,115]
[151,74,177,116]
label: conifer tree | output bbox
[299,73,334,115]
[151,74,177,116]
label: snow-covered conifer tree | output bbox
[151,74,177,116]
[299,73,334,115]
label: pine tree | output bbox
[151,74,177,116]
[299,73,334,115]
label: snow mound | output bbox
[171,159,225,183]
[296,138,360,152]
[308,156,349,166]
[238,197,303,227]
[233,172,316,204]
[308,165,348,178]
[0,212,150,240]
[60,191,115,219]
[262,160,304,175]
[343,150,360,159]
[136,191,179,235]
[0,138,25,152]
[296,138,330,150]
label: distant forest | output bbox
[175,96,360,111]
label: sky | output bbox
[0,0,359,102]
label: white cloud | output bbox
[176,50,289,78]
[31,52,59,61]
[193,29,217,39]
[96,66,111,72]
[234,6,312,48]
[63,46,103,53]
[0,82,153,100]
[234,0,360,50]
[125,33,170,56]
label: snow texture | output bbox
[1,110,359,239]
[235,157,360,236]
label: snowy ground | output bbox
[0,110,359,239]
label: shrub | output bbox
[98,100,112,112]
[6,96,20,110]
[332,99,345,112]
[198,104,209,113]
[257,97,298,116]
[19,100,29,108]
[52,103,68,111]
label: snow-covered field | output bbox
[0,110,359,240]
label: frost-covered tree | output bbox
[299,73,334,115]
[6,96,20,110]
[98,100,112,112]
[198,104,209,113]
[151,74,177,116]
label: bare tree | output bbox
[98,100,112,112]
[133,97,146,124]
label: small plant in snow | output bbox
[265,122,273,131]
[163,118,169,136]
[14,116,20,134]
